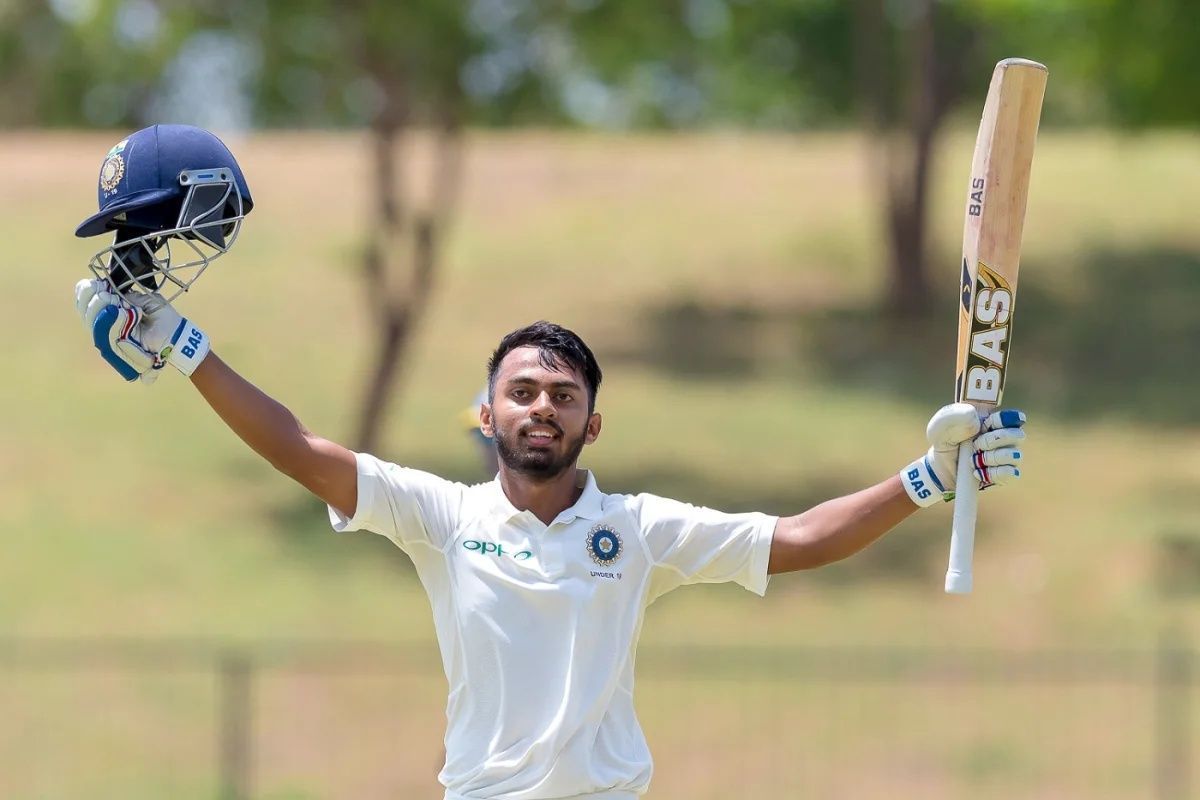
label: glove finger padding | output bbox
[83,288,118,328]
[127,292,171,316]
[975,446,1021,468]
[75,278,102,323]
[972,411,1026,490]
[975,427,1026,452]
[982,409,1027,432]
[977,464,1019,490]
[91,301,155,381]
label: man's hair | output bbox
[487,321,603,412]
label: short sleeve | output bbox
[327,452,465,552]
[635,493,777,597]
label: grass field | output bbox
[1,130,1198,797]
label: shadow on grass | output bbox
[605,245,1200,427]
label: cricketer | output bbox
[72,125,1027,800]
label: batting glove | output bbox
[75,278,210,384]
[900,402,1026,508]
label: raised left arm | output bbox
[768,476,916,573]
[767,404,1028,575]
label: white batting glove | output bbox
[74,279,211,383]
[899,403,1026,508]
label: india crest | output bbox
[586,524,623,566]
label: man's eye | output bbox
[511,389,529,399]
[556,393,573,402]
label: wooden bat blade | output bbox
[955,59,1047,409]
[947,58,1047,596]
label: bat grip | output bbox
[945,441,978,594]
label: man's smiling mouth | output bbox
[522,426,561,445]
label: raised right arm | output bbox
[190,353,358,518]
[76,279,359,518]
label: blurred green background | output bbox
[2,0,1199,798]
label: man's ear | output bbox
[584,413,602,445]
[479,403,494,438]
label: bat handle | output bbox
[945,441,978,594]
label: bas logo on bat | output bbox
[967,177,985,217]
[957,260,1014,404]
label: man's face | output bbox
[483,346,601,481]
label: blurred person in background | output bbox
[462,386,499,478]
[73,125,1028,800]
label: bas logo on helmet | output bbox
[586,525,622,566]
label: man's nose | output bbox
[530,391,556,417]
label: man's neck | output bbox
[498,465,584,526]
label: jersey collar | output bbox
[489,468,604,525]
[559,469,603,523]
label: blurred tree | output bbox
[345,2,473,454]
[853,0,982,317]
[801,0,1198,314]
[0,0,240,128]
[1018,0,1200,128]
[251,0,479,453]
[0,0,52,126]
[5,0,1199,437]
[474,0,1002,316]
[709,0,988,317]
[0,0,480,454]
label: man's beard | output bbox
[494,420,588,480]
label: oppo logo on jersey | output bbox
[462,540,533,560]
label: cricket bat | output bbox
[945,58,1047,595]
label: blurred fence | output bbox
[0,638,1193,799]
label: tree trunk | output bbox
[885,0,938,318]
[355,312,410,451]
[353,84,463,454]
[855,0,944,320]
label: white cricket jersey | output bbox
[328,453,777,800]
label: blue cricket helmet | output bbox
[77,125,254,301]
[76,124,253,237]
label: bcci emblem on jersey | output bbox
[586,525,622,566]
